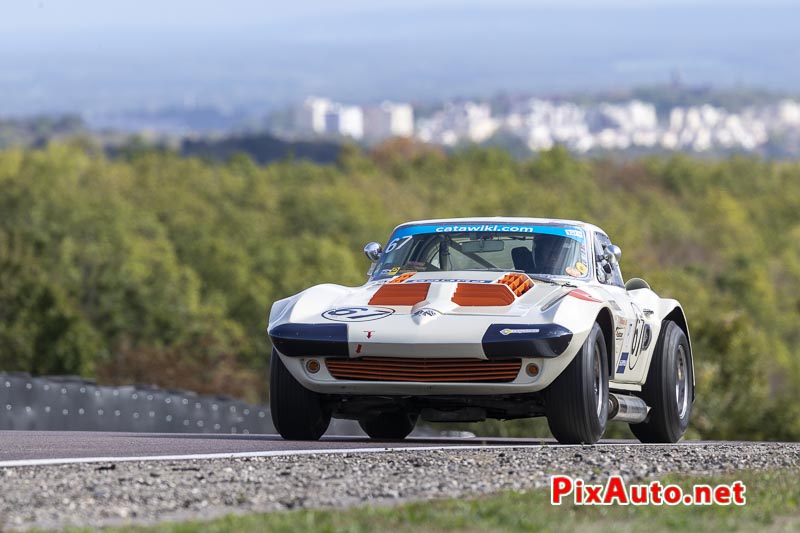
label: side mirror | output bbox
[603,244,622,264]
[364,242,383,262]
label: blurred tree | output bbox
[0,141,797,440]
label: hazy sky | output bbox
[1,1,798,115]
[2,1,797,31]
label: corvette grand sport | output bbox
[268,218,694,444]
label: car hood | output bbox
[323,271,569,318]
[269,271,592,359]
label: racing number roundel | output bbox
[628,302,646,370]
[322,307,395,322]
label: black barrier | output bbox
[0,372,275,434]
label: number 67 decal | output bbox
[384,235,412,254]
[628,303,646,370]
[322,307,395,322]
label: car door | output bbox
[592,232,647,384]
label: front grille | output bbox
[325,357,521,383]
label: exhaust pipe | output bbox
[608,393,649,424]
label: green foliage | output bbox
[0,231,102,375]
[180,133,342,165]
[0,141,798,439]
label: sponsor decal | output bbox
[412,308,440,317]
[615,327,625,340]
[405,278,493,284]
[575,262,588,275]
[565,266,581,277]
[388,223,585,243]
[322,307,395,322]
[500,328,541,335]
[617,352,629,374]
[483,323,573,359]
[436,224,536,233]
[641,324,652,351]
[356,343,363,354]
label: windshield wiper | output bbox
[458,269,574,288]
[528,275,562,286]
[462,268,524,272]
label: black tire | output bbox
[546,322,609,444]
[630,321,693,443]
[359,412,418,440]
[269,349,331,440]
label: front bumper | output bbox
[275,350,578,396]
[269,322,573,360]
[268,318,586,395]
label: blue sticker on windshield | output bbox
[389,223,585,243]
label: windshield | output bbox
[372,223,590,281]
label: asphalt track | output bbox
[0,430,714,466]
[3,432,798,531]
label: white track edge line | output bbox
[0,443,578,468]
[0,440,716,468]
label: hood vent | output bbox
[452,283,515,306]
[498,273,534,297]
[369,282,430,306]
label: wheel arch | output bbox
[663,306,691,351]
[662,305,695,400]
[595,307,615,379]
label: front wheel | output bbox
[630,321,693,443]
[359,412,418,440]
[546,322,609,444]
[270,349,331,440]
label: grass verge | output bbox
[92,468,800,532]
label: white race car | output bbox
[268,218,694,444]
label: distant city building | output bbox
[499,98,774,153]
[504,99,589,151]
[281,94,800,156]
[768,100,800,130]
[291,97,364,139]
[325,105,364,139]
[588,101,659,150]
[664,105,767,151]
[294,97,332,135]
[363,102,414,141]
[417,102,498,146]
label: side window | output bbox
[594,233,624,287]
